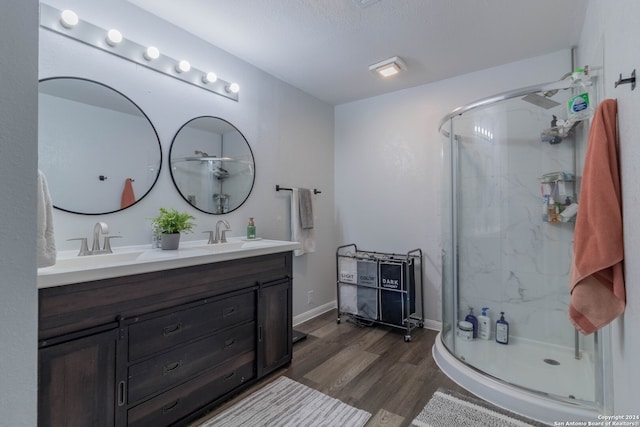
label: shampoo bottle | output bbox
[496,312,509,345]
[547,197,559,222]
[478,307,491,340]
[465,307,478,339]
[247,217,256,239]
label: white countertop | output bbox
[37,237,301,289]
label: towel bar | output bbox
[275,184,321,195]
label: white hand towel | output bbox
[37,170,57,267]
[291,188,316,256]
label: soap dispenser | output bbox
[478,308,491,340]
[496,312,509,345]
[465,307,478,339]
[246,217,256,240]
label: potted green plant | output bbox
[150,207,196,250]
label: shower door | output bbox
[440,91,600,406]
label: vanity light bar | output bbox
[39,3,239,102]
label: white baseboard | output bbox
[293,299,442,332]
[293,301,337,327]
[423,319,442,331]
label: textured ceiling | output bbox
[127,0,588,105]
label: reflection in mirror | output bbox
[170,116,255,214]
[38,77,162,215]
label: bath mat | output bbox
[196,376,371,427]
[410,388,548,427]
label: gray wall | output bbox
[0,2,38,425]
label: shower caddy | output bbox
[336,243,424,342]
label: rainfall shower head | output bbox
[522,93,561,109]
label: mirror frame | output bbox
[38,76,162,215]
[169,116,256,215]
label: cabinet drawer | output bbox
[129,291,255,361]
[128,321,255,403]
[127,351,255,427]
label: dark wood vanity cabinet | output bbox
[38,325,122,427]
[38,252,293,427]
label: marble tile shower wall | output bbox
[455,103,582,349]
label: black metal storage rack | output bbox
[336,243,424,342]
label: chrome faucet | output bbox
[91,222,109,253]
[68,222,121,256]
[214,220,231,243]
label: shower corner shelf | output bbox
[540,171,576,223]
[336,243,424,342]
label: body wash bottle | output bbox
[247,217,256,239]
[478,307,491,340]
[465,307,478,339]
[496,311,509,345]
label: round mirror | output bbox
[38,77,162,214]
[169,116,255,214]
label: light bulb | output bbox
[176,60,191,73]
[60,10,79,28]
[144,46,160,61]
[226,82,240,93]
[202,72,218,84]
[106,29,123,46]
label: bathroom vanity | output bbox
[37,239,298,427]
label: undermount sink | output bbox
[197,241,245,251]
[186,239,270,253]
[48,251,145,269]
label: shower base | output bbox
[433,332,601,424]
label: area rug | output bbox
[197,376,371,427]
[410,388,548,427]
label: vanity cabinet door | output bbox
[38,327,123,427]
[258,278,292,377]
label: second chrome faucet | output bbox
[204,220,232,244]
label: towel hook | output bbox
[614,69,636,90]
[99,175,108,181]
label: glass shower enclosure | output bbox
[438,77,606,415]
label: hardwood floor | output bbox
[190,309,471,427]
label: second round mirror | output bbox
[169,116,255,214]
